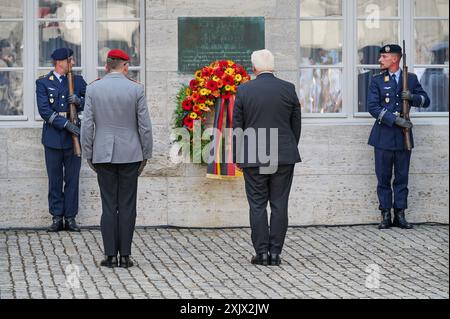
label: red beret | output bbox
[107,49,130,61]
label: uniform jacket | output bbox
[36,71,87,149]
[80,72,153,164]
[368,70,430,151]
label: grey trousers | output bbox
[96,162,140,257]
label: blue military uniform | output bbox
[36,49,87,222]
[368,60,430,212]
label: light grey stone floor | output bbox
[0,225,448,299]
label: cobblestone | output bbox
[0,225,448,299]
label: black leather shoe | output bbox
[269,253,281,266]
[251,253,268,266]
[100,256,118,268]
[393,209,413,229]
[64,218,81,232]
[119,256,134,268]
[47,216,64,232]
[378,209,392,229]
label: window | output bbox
[299,0,344,115]
[356,0,400,113]
[0,0,24,117]
[0,0,145,122]
[298,0,449,118]
[413,0,449,113]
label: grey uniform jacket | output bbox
[81,72,153,164]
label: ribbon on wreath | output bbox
[206,96,242,179]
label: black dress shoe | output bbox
[392,209,413,229]
[119,256,134,268]
[47,216,64,232]
[251,253,268,266]
[269,253,281,266]
[100,256,118,268]
[378,209,392,229]
[64,218,81,232]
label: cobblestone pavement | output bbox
[0,225,448,299]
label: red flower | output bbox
[183,116,194,129]
[219,60,229,69]
[214,68,224,78]
[197,95,206,104]
[190,79,199,89]
[182,99,193,111]
[201,67,213,77]
[206,80,218,91]
[191,92,200,102]
[222,74,234,86]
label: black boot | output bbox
[393,209,413,229]
[269,253,281,266]
[100,256,118,268]
[47,216,64,232]
[378,209,392,229]
[251,253,269,266]
[64,218,81,232]
[119,256,134,268]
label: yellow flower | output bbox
[200,88,209,96]
[206,100,214,106]
[189,112,198,119]
[225,68,234,76]
[212,75,220,82]
[198,103,207,110]
[225,85,232,91]
[227,60,234,66]
[234,74,242,82]
[195,70,202,79]
[198,79,205,87]
[185,87,191,96]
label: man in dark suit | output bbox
[367,44,430,230]
[232,49,302,266]
[36,48,87,232]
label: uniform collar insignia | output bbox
[49,75,54,81]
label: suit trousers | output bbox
[44,146,81,218]
[243,165,295,255]
[375,148,412,210]
[96,162,140,257]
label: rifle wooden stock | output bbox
[402,41,412,151]
[67,65,82,157]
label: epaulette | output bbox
[89,77,102,85]
[373,71,385,77]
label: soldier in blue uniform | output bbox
[36,48,87,232]
[368,44,430,230]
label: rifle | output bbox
[402,40,412,151]
[67,60,82,157]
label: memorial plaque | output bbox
[178,17,265,73]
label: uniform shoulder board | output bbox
[373,71,383,77]
[38,74,46,79]
[89,77,102,85]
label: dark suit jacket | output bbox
[232,73,302,167]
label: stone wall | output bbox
[0,0,448,228]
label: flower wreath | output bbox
[174,60,251,162]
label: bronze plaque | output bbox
[178,17,265,73]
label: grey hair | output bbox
[251,49,275,72]
[106,57,127,70]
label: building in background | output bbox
[0,0,448,228]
